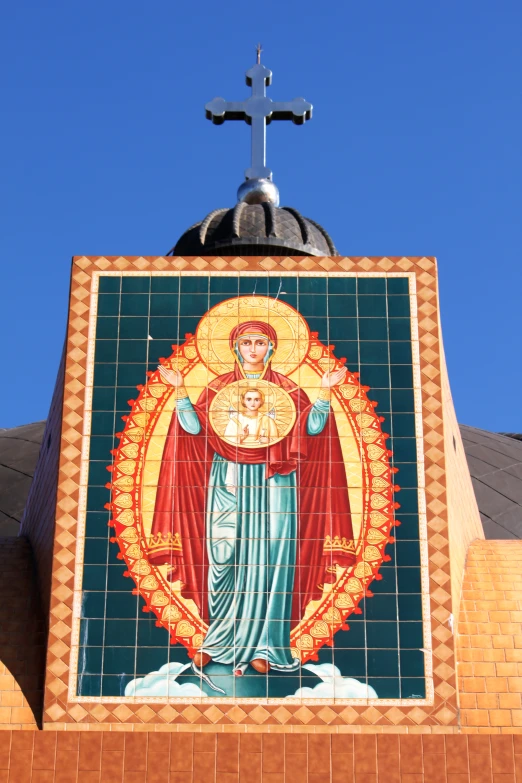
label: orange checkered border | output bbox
[43,256,456,729]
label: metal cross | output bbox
[205,51,312,182]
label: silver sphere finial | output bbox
[237,177,280,206]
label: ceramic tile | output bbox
[93,363,117,385]
[298,277,327,294]
[104,619,138,646]
[119,341,148,363]
[97,293,121,316]
[357,295,388,317]
[151,275,179,294]
[328,277,357,295]
[359,341,389,364]
[389,341,413,363]
[387,296,411,317]
[358,278,386,294]
[388,318,412,341]
[368,677,401,698]
[120,294,150,316]
[367,649,400,677]
[94,340,118,363]
[85,485,111,511]
[96,316,119,338]
[398,594,423,621]
[359,365,390,387]
[401,677,426,699]
[180,276,210,293]
[150,294,180,316]
[99,276,121,294]
[366,622,399,648]
[122,276,150,293]
[328,317,359,340]
[210,276,240,301]
[386,278,409,295]
[119,317,149,339]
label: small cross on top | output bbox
[205,48,312,196]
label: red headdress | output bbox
[228,321,278,349]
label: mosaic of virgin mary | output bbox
[147,318,356,681]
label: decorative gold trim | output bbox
[324,535,357,555]
[146,531,182,554]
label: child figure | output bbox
[224,388,278,446]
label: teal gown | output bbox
[176,373,330,673]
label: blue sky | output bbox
[1,0,520,430]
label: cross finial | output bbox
[205,55,313,206]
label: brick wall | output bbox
[1,731,521,782]
[458,540,522,731]
[0,538,45,728]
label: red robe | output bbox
[148,364,355,626]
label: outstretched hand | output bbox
[158,365,184,388]
[320,366,348,389]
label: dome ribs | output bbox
[172,203,338,257]
[281,207,310,247]
[232,201,247,238]
[305,217,338,256]
[199,208,229,246]
[262,202,278,238]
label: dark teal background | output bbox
[78,273,425,700]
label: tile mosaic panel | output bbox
[45,256,455,727]
[74,270,426,703]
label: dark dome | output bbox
[0,421,45,536]
[169,202,338,257]
[460,426,522,539]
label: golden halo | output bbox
[209,379,297,450]
[195,296,310,376]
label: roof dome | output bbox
[169,202,338,257]
[460,426,522,539]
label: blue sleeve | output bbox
[306,398,330,435]
[176,396,201,434]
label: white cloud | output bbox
[288,663,378,699]
[125,660,378,699]
[125,661,206,697]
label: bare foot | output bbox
[193,652,211,668]
[250,658,270,674]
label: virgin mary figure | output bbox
[148,320,356,680]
